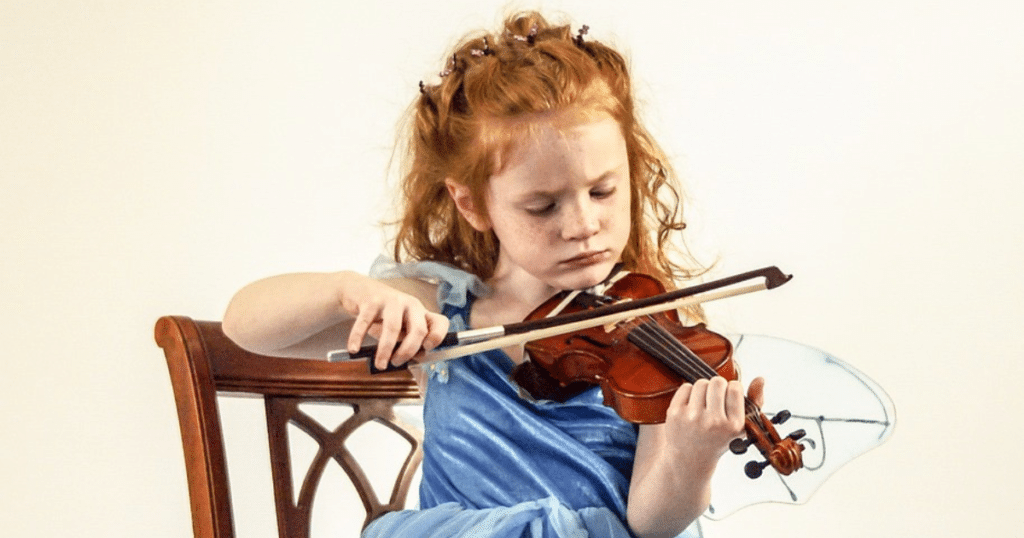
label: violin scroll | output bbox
[730,413,806,478]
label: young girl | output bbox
[223,12,763,538]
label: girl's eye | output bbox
[591,186,615,199]
[525,203,556,216]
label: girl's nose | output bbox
[561,199,600,241]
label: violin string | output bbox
[641,328,709,381]
[625,323,690,377]
[616,308,800,469]
[629,319,764,421]
[628,320,708,381]
[587,294,707,380]
[597,294,769,430]
[628,318,718,381]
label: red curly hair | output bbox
[391,11,704,295]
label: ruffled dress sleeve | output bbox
[362,257,703,538]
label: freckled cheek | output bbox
[507,223,555,259]
[607,205,632,252]
[514,222,551,246]
[492,217,548,247]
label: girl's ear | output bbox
[445,179,491,232]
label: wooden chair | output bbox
[154,315,423,538]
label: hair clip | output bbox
[418,80,439,110]
[574,25,590,47]
[512,23,538,44]
[471,37,492,57]
[439,53,457,77]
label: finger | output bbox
[347,305,380,353]
[374,303,405,370]
[421,313,450,351]
[393,307,429,363]
[705,377,729,416]
[725,380,746,431]
[688,379,709,411]
[669,382,694,413]
[747,377,766,408]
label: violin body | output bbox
[514,271,805,478]
[518,273,734,423]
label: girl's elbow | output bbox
[221,300,245,342]
[221,301,264,354]
[220,312,253,352]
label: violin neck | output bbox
[625,318,770,418]
[625,319,719,383]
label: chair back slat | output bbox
[155,315,423,538]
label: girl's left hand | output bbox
[661,376,765,465]
[626,376,767,537]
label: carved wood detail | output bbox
[155,315,423,538]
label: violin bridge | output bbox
[603,297,633,332]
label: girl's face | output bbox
[451,114,632,294]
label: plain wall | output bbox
[2,1,1022,537]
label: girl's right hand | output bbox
[338,272,450,371]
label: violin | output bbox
[512,271,806,478]
[329,266,804,478]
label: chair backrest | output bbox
[154,315,423,538]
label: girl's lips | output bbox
[560,250,609,268]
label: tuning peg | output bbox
[729,437,753,455]
[770,409,792,424]
[787,429,806,441]
[744,459,770,479]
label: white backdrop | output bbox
[3,1,1022,537]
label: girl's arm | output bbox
[626,377,764,538]
[222,271,449,369]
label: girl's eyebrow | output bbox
[515,168,624,201]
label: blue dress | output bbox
[362,259,702,538]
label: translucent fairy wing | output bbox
[704,334,896,520]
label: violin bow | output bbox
[327,266,792,372]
